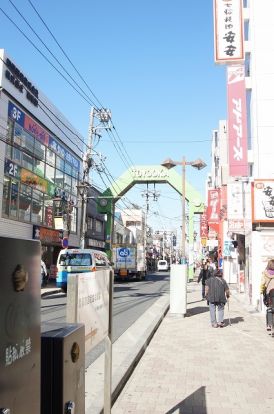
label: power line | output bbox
[27,0,104,109]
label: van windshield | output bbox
[59,253,92,266]
[159,261,167,265]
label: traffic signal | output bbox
[172,235,176,246]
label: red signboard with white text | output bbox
[207,189,220,236]
[227,65,248,176]
[200,212,208,238]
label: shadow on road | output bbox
[186,306,209,317]
[225,316,244,325]
[165,386,207,414]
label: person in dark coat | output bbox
[205,268,230,328]
[198,261,213,300]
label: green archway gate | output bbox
[97,165,204,279]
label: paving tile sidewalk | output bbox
[112,282,274,414]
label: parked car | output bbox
[157,260,169,272]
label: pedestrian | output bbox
[260,259,274,331]
[198,260,213,300]
[41,259,48,287]
[207,257,216,271]
[205,268,230,328]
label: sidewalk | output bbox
[112,282,274,414]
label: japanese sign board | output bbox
[200,212,208,238]
[67,271,110,353]
[252,180,274,223]
[207,189,220,236]
[214,0,244,64]
[227,65,248,177]
[227,182,244,219]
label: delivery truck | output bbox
[112,244,146,281]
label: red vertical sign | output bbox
[207,189,220,236]
[200,212,208,238]
[227,65,248,176]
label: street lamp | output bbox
[161,157,206,264]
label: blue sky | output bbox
[0,0,227,233]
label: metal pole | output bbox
[181,156,186,263]
[79,107,94,249]
[104,198,114,413]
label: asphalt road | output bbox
[41,271,170,367]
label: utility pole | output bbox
[78,107,111,249]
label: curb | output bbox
[85,293,170,414]
[41,288,62,298]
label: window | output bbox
[64,174,72,192]
[56,156,65,171]
[55,169,64,188]
[70,206,77,233]
[34,159,45,177]
[43,197,53,227]
[59,253,91,266]
[21,130,35,152]
[87,217,93,230]
[32,189,43,224]
[12,147,21,164]
[71,177,78,195]
[34,141,46,160]
[45,163,55,183]
[10,180,19,218]
[19,184,32,222]
[22,152,33,171]
[95,219,103,233]
[2,177,10,216]
[64,162,72,175]
[46,148,55,167]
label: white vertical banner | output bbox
[214,0,244,63]
[227,182,243,219]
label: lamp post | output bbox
[161,157,206,265]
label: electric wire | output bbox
[7,0,100,110]
[26,0,104,109]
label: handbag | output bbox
[263,278,272,306]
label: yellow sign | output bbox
[201,238,207,247]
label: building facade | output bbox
[0,49,83,271]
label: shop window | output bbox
[22,152,33,171]
[32,198,43,224]
[43,197,54,228]
[10,180,19,218]
[19,184,32,222]
[64,174,72,192]
[7,119,14,143]
[71,177,78,195]
[12,147,21,164]
[71,168,79,179]
[34,140,46,160]
[21,130,35,152]
[56,156,65,171]
[14,123,23,146]
[45,163,55,183]
[5,142,12,159]
[64,162,72,175]
[87,217,92,230]
[2,177,10,216]
[46,148,56,167]
[34,159,45,177]
[55,169,64,188]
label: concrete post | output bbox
[170,264,187,316]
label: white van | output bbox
[157,260,169,272]
[56,248,111,292]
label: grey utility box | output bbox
[0,237,41,414]
[41,323,85,414]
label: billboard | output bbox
[214,0,244,63]
[227,182,243,219]
[200,212,208,238]
[207,189,220,237]
[252,180,274,223]
[227,65,248,177]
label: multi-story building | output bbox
[211,1,274,309]
[0,49,83,270]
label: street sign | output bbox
[118,247,130,257]
[62,237,69,248]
